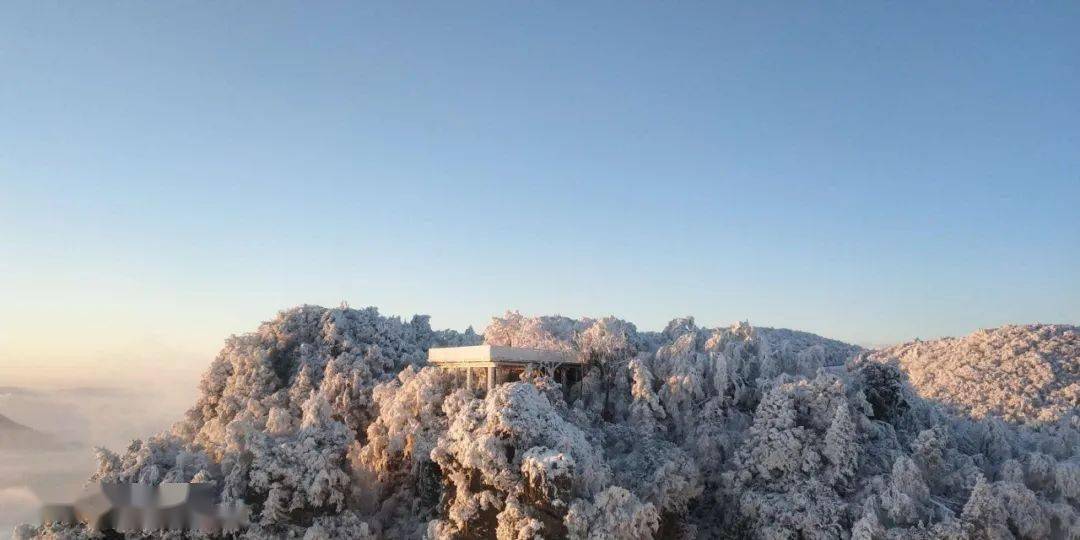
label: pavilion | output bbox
[427,344,585,394]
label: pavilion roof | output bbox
[428,344,580,368]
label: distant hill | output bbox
[866,324,1080,423]
[0,413,67,451]
[755,326,864,367]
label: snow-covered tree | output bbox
[564,486,659,540]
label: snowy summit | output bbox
[14,306,1080,540]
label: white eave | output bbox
[428,344,579,368]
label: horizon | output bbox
[1,301,1073,391]
[2,2,1078,388]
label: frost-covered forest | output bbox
[15,306,1080,539]
[867,325,1079,424]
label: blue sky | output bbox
[1,2,1078,379]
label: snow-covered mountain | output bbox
[14,306,1080,540]
[866,324,1079,424]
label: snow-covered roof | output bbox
[428,344,579,368]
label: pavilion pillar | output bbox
[466,368,473,390]
[487,366,496,393]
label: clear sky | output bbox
[2,2,1078,383]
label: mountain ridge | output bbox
[0,413,67,451]
[866,323,1079,423]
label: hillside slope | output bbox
[0,414,63,451]
[866,324,1079,423]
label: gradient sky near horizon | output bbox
[2,2,1078,383]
